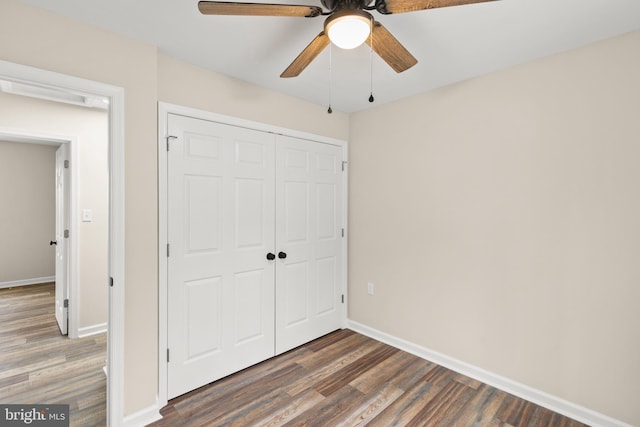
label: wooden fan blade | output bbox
[198,1,322,17]
[365,22,417,73]
[281,32,330,78]
[378,0,497,15]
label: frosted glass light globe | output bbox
[326,12,371,50]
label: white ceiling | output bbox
[20,0,640,113]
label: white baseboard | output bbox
[122,402,162,427]
[78,322,107,338]
[0,276,55,289]
[347,320,631,427]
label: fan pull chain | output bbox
[369,21,375,104]
[327,43,333,114]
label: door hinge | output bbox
[342,161,347,172]
[166,135,177,152]
[167,243,170,257]
[64,160,69,169]
[63,298,69,308]
[341,228,345,238]
[109,277,114,287]
[167,348,170,363]
[341,294,344,304]
[64,229,69,238]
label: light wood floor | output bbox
[151,329,588,427]
[0,282,106,427]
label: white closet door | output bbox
[167,114,276,399]
[275,135,344,354]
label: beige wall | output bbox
[157,55,349,139]
[1,0,159,415]
[0,92,109,331]
[349,31,640,426]
[3,0,637,423]
[1,0,349,417]
[0,141,56,283]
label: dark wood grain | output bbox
[198,2,322,17]
[0,283,106,427]
[382,0,497,14]
[365,22,418,73]
[150,329,589,427]
[280,32,330,78]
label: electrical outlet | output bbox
[367,282,374,295]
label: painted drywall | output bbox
[4,0,637,422]
[0,92,108,332]
[349,31,640,426]
[1,0,349,418]
[0,0,159,415]
[0,140,56,283]
[157,55,349,140]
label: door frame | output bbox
[0,129,79,336]
[0,59,126,426]
[157,102,349,406]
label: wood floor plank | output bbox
[334,382,404,426]
[496,393,534,425]
[252,388,326,427]
[454,384,507,426]
[282,384,367,427]
[349,350,432,395]
[314,344,399,397]
[173,357,305,415]
[284,339,381,396]
[366,373,442,426]
[295,330,370,370]
[170,344,311,412]
[0,372,28,389]
[302,328,355,352]
[151,329,589,427]
[175,363,307,424]
[0,283,106,427]
[406,379,476,426]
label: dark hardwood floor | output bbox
[151,329,588,427]
[1,283,588,426]
[0,282,106,427]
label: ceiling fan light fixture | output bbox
[325,10,371,50]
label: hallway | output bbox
[0,282,106,426]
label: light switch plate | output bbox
[82,209,93,222]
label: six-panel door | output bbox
[275,135,343,354]
[167,114,344,398]
[167,115,276,399]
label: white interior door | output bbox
[275,135,344,354]
[54,143,69,335]
[167,114,276,399]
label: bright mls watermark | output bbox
[0,405,69,426]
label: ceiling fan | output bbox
[198,0,497,78]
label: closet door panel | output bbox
[275,135,344,354]
[167,115,276,399]
[166,113,345,398]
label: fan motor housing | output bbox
[321,0,373,12]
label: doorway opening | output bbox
[0,59,125,426]
[0,131,77,337]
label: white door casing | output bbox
[275,136,344,354]
[160,105,348,405]
[0,60,126,426]
[167,114,276,399]
[55,143,70,335]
